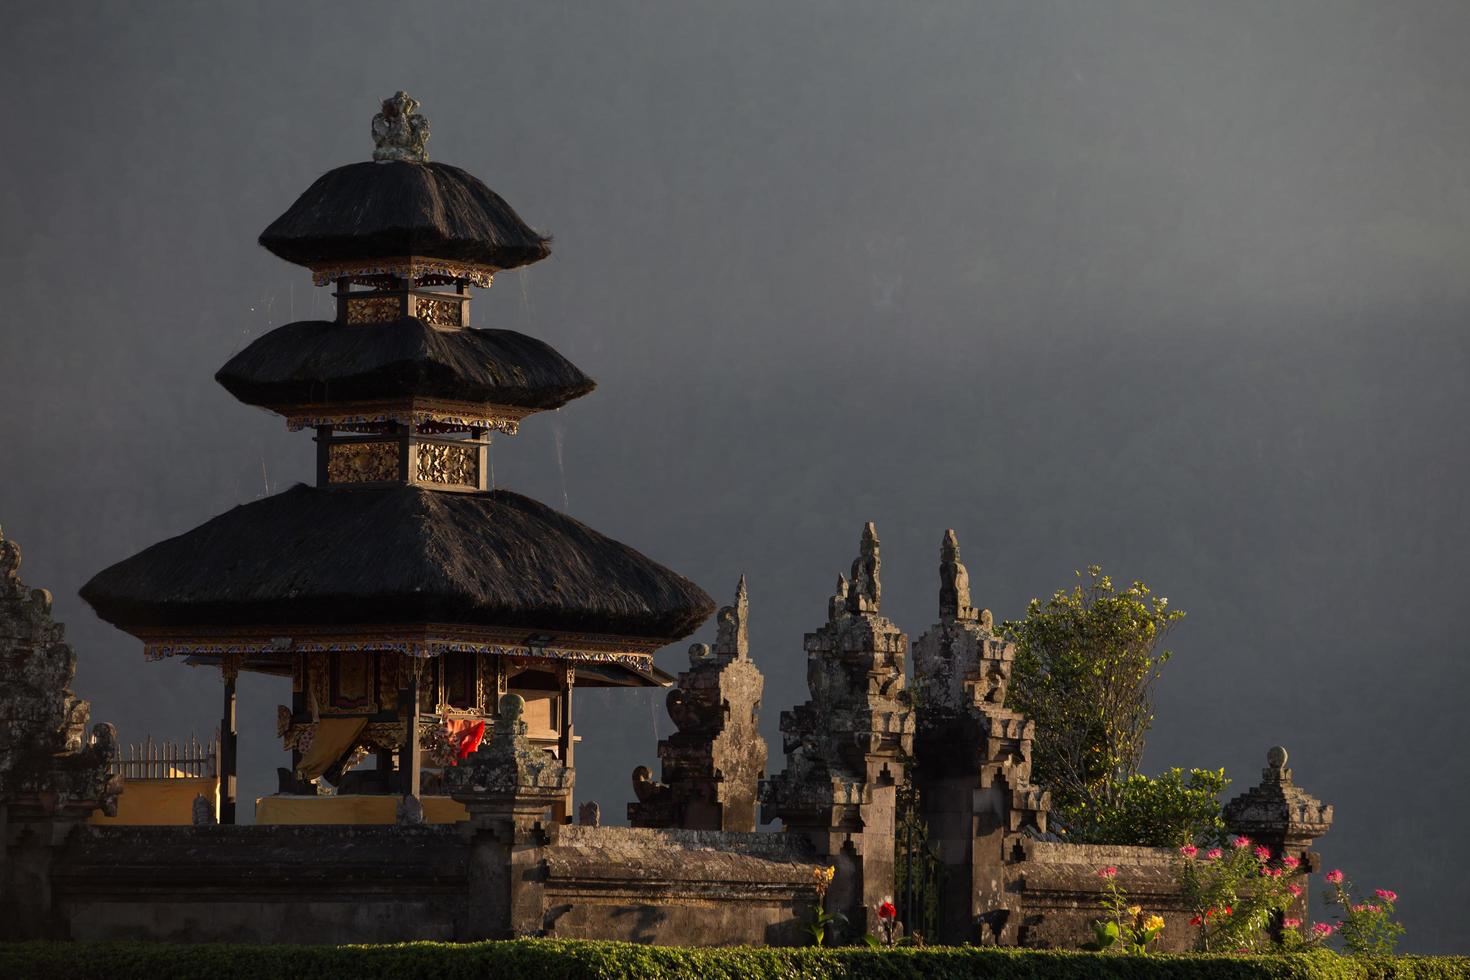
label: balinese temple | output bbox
[80,92,714,825]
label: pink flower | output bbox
[1313,922,1335,937]
[1374,889,1398,903]
[1283,918,1302,929]
[1351,904,1368,913]
[1206,848,1223,861]
[1282,855,1300,869]
[1179,844,1198,858]
[1253,845,1273,861]
[1232,836,1252,849]
[1097,866,1118,879]
[1287,884,1304,897]
[1259,866,1282,877]
[1325,869,1344,884]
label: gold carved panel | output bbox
[416,442,478,487]
[346,296,401,324]
[327,441,400,484]
[416,297,462,328]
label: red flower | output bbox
[878,901,897,921]
[1189,915,1203,927]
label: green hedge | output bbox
[1,941,1466,980]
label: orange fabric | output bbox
[444,719,486,764]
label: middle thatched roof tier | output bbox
[216,318,596,430]
[80,484,715,656]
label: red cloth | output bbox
[444,719,486,764]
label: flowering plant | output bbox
[864,897,904,948]
[1322,869,1404,955]
[1089,866,1165,954]
[805,865,846,946]
[1175,836,1304,952]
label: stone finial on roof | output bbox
[828,574,849,622]
[939,528,977,623]
[713,575,749,660]
[371,91,430,163]
[845,522,881,615]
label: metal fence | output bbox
[108,733,219,780]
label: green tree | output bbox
[1003,566,1185,838]
[1090,768,1229,847]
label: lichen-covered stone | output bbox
[630,576,767,831]
[0,526,120,821]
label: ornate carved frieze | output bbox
[415,296,463,328]
[326,441,400,483]
[283,398,527,435]
[311,257,495,289]
[345,295,402,324]
[416,442,478,487]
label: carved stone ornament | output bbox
[0,525,122,819]
[444,693,573,796]
[1223,746,1334,850]
[371,91,430,163]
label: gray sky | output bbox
[2,0,1467,952]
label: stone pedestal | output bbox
[912,530,1048,944]
[761,524,913,940]
[630,576,767,832]
[446,693,573,939]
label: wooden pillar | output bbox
[556,664,575,824]
[220,657,239,825]
[400,670,422,798]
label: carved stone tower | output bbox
[629,576,768,831]
[761,523,914,939]
[911,529,1049,944]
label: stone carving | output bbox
[911,529,1050,943]
[446,693,573,835]
[629,577,767,831]
[192,793,216,826]
[0,526,122,821]
[395,792,426,826]
[416,442,478,487]
[762,524,913,938]
[1223,746,1333,856]
[578,800,600,827]
[327,441,399,484]
[371,91,430,163]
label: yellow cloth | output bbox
[255,794,469,825]
[295,717,368,779]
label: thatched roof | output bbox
[215,318,595,413]
[259,162,551,271]
[81,485,714,642]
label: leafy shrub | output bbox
[2,941,1466,980]
[1084,767,1230,847]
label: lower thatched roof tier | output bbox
[215,318,595,416]
[258,161,551,272]
[80,485,714,644]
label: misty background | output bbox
[2,0,1467,952]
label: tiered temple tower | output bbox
[761,523,913,939]
[911,529,1049,944]
[628,576,768,831]
[80,93,713,825]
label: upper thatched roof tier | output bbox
[215,318,595,419]
[258,161,551,273]
[80,485,715,644]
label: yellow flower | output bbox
[1127,905,1142,917]
[1145,915,1165,932]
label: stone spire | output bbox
[713,574,749,660]
[845,522,881,615]
[939,528,977,623]
[630,577,767,831]
[911,528,1049,944]
[371,91,431,163]
[763,523,913,940]
[0,526,121,823]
